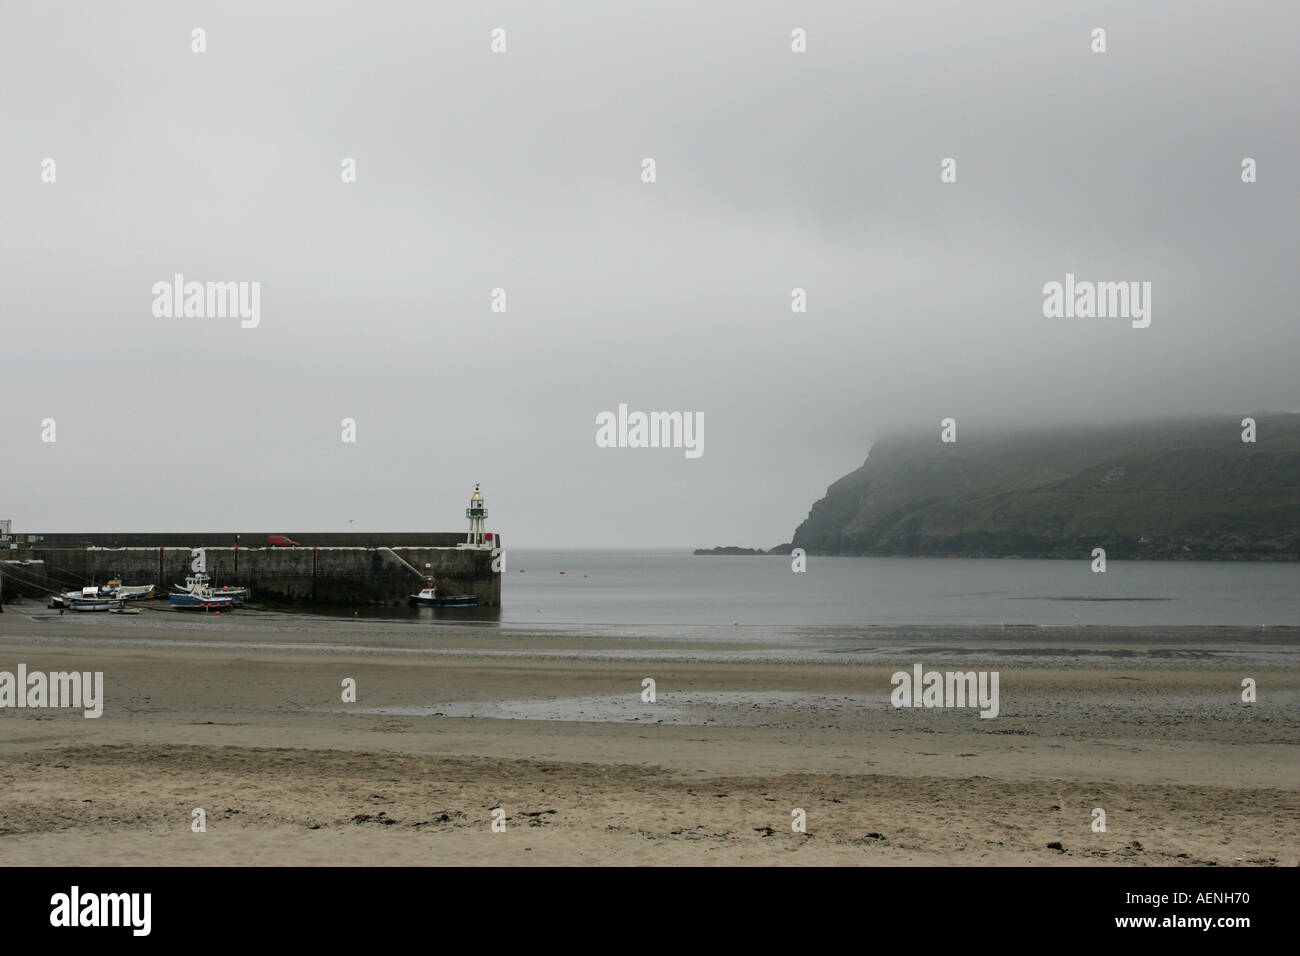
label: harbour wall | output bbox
[2,533,501,607]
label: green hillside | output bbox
[789,415,1300,559]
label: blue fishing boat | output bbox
[169,591,236,610]
[169,574,237,610]
[171,573,248,605]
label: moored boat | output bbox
[409,584,477,608]
[54,586,126,612]
[172,573,248,604]
[169,590,236,610]
[99,580,155,601]
[169,574,238,610]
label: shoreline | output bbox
[1,614,1296,865]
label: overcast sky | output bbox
[2,0,1296,547]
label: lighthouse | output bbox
[463,483,491,549]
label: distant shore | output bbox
[695,546,1298,561]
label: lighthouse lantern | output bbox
[463,483,490,549]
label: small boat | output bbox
[409,584,477,608]
[109,606,142,615]
[172,573,248,604]
[99,580,155,601]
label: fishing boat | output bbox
[52,587,126,612]
[172,573,248,604]
[169,589,236,610]
[409,584,477,608]
[169,574,238,610]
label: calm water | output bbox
[496,551,1299,628]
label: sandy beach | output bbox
[1,608,1296,866]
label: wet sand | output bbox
[1,609,1296,865]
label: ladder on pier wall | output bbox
[379,547,458,594]
[379,547,424,578]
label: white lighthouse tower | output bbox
[462,483,490,549]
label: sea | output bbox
[494,551,1298,629]
[7,550,1295,665]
